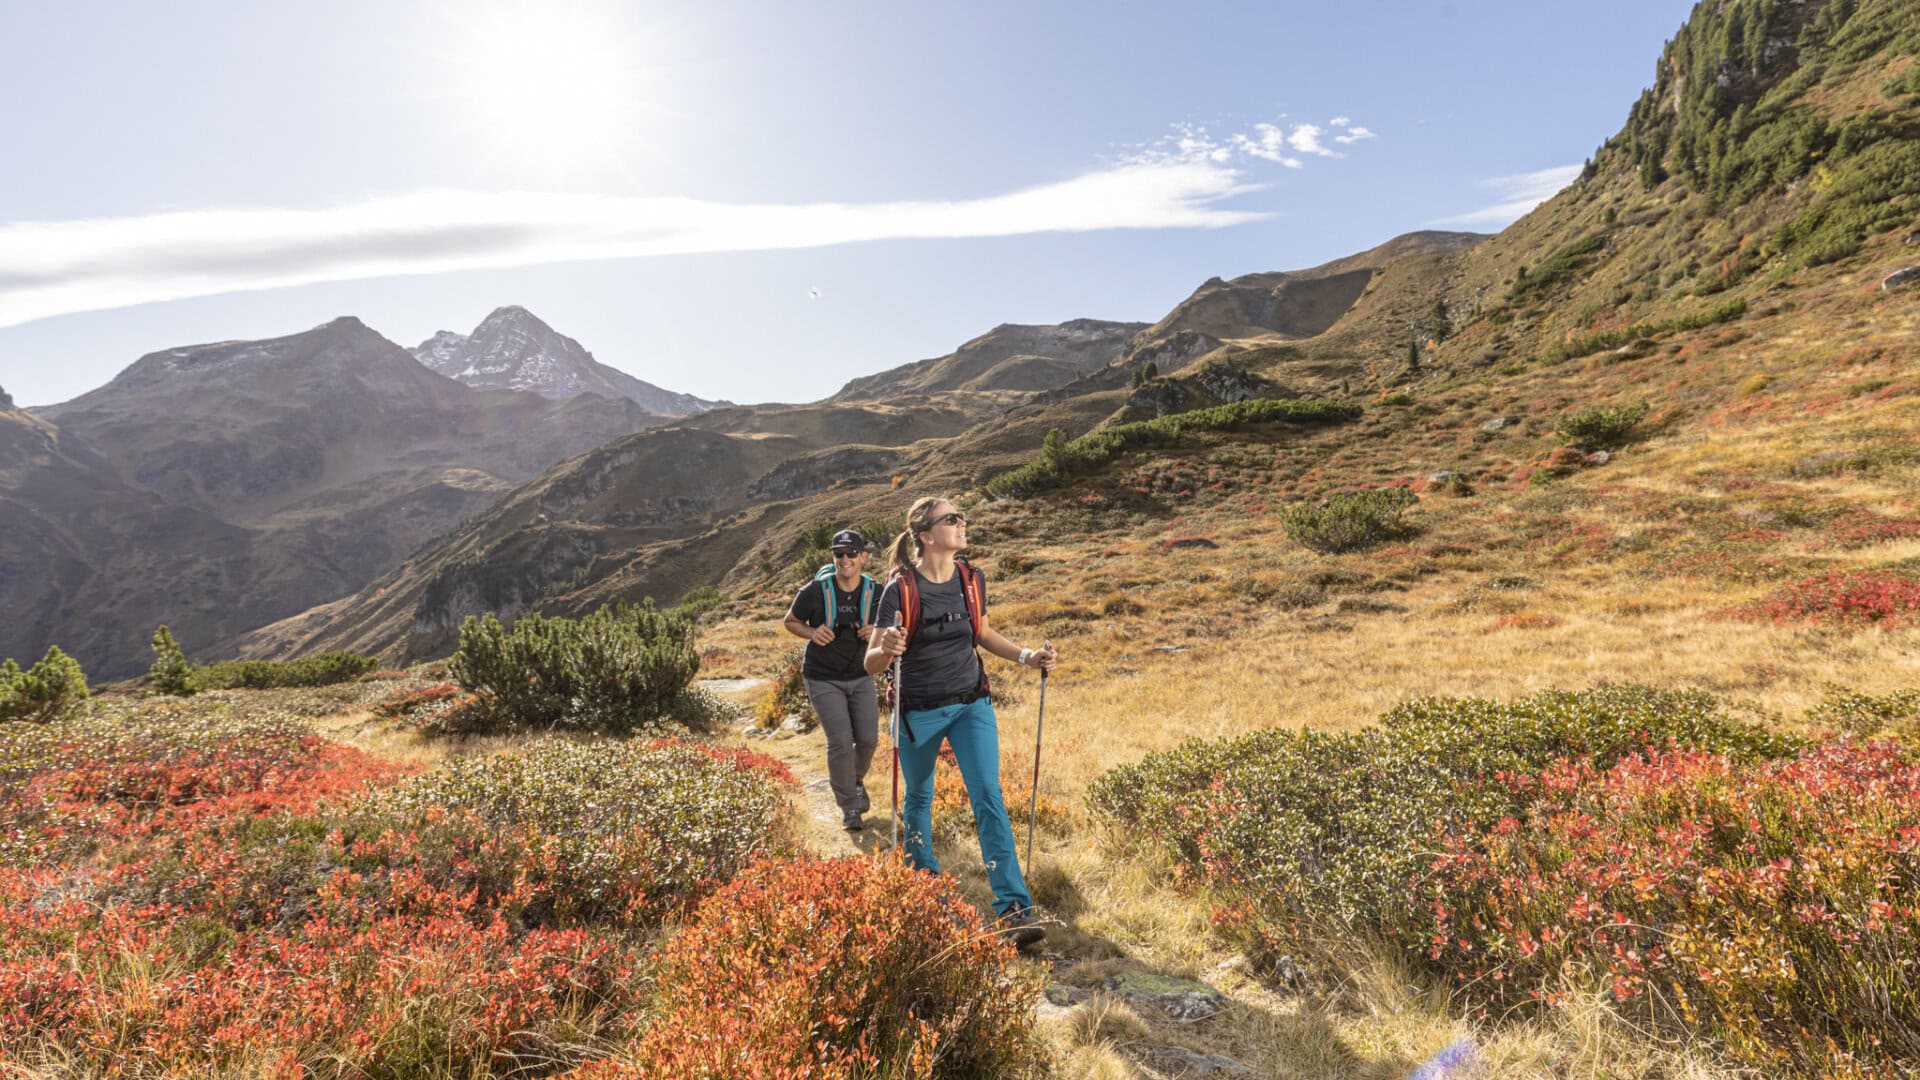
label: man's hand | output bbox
[857,624,875,642]
[810,625,836,646]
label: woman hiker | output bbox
[866,496,1056,950]
[783,528,883,832]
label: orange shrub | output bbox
[627,854,1045,1078]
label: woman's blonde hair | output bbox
[886,496,948,575]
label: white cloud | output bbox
[1286,124,1343,158]
[0,165,1268,329]
[1129,116,1374,171]
[1427,164,1583,228]
[1230,124,1304,168]
[1329,115,1351,127]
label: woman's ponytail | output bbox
[889,496,945,575]
[888,529,917,576]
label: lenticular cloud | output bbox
[0,164,1266,328]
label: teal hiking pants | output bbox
[896,696,1033,916]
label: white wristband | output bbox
[1017,648,1034,667]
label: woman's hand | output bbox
[809,625,835,646]
[877,626,908,658]
[857,624,876,643]
[1021,641,1057,672]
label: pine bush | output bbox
[0,646,89,724]
[1281,487,1419,554]
[148,625,194,696]
[450,602,701,734]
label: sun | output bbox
[440,1,666,172]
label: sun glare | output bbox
[441,2,664,173]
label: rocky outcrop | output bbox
[1882,267,1920,291]
[748,447,902,502]
[1122,330,1218,377]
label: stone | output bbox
[1481,416,1519,432]
[1882,266,1920,291]
[1140,1045,1254,1076]
[1584,450,1612,466]
[1906,230,1920,246]
[1427,470,1456,485]
[1104,971,1231,1021]
[1043,984,1091,1007]
[1265,954,1308,991]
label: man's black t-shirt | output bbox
[874,567,986,708]
[788,576,879,681]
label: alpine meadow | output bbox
[5,1,1920,1077]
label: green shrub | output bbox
[1091,686,1803,939]
[449,602,700,734]
[0,646,89,724]
[371,738,794,929]
[148,625,194,696]
[1281,487,1419,554]
[1554,401,1650,449]
[188,651,379,691]
[1805,685,1920,742]
[1540,299,1746,364]
[986,398,1361,498]
[1506,233,1610,302]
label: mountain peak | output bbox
[411,307,725,416]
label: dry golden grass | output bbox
[700,375,1919,1075]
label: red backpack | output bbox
[890,558,985,649]
[883,559,988,716]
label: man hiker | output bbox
[867,496,1057,951]
[783,528,882,831]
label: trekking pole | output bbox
[890,613,905,851]
[1025,639,1051,868]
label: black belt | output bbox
[904,687,988,713]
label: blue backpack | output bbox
[812,565,878,631]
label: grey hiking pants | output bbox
[804,675,879,820]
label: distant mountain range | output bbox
[414,306,729,415]
[8,314,677,678]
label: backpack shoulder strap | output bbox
[956,558,985,645]
[891,569,922,648]
[855,576,876,628]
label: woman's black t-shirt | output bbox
[874,567,986,708]
[788,577,878,681]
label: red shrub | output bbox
[628,854,1045,1078]
[1727,569,1920,629]
[1419,742,1920,1075]
[376,682,465,717]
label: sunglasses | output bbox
[934,512,967,527]
[831,550,864,559]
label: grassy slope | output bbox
[687,2,1920,1072]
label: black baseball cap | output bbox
[830,529,867,553]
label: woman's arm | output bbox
[866,625,906,675]
[977,616,1056,672]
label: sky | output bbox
[0,1,1694,408]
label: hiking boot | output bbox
[997,904,1045,952]
[855,785,871,815]
[842,813,864,833]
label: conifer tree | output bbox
[0,646,89,723]
[149,625,195,696]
